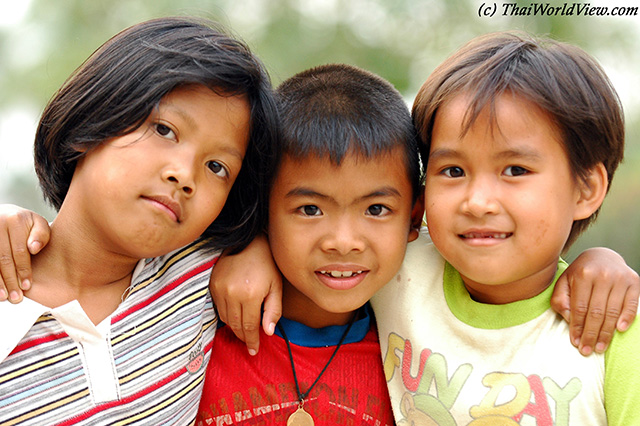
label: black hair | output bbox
[34,16,278,252]
[273,63,421,200]
[412,31,624,248]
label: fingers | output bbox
[577,282,610,356]
[557,247,640,357]
[0,207,51,303]
[221,299,247,343]
[0,225,23,303]
[578,279,639,355]
[563,260,639,356]
[218,299,261,356]
[565,274,592,351]
[9,218,38,294]
[207,233,281,356]
[240,299,263,356]
[28,214,51,255]
[0,211,37,303]
[261,279,283,337]
[210,276,245,344]
[550,273,571,324]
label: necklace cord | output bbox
[277,313,357,402]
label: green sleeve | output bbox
[604,309,640,425]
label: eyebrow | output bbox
[285,186,402,202]
[162,103,199,131]
[494,147,544,162]
[428,148,458,162]
[358,187,402,200]
[219,144,245,162]
[429,146,544,162]
[161,103,245,162]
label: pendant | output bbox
[287,406,314,426]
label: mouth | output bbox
[143,195,182,223]
[315,267,369,291]
[460,232,512,240]
[318,270,365,278]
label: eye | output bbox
[504,166,529,177]
[366,204,390,217]
[442,166,465,178]
[154,123,177,141]
[298,205,322,216]
[207,160,229,178]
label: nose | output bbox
[461,176,500,217]
[320,215,366,255]
[162,155,196,196]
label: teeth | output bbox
[320,270,363,278]
[464,233,509,239]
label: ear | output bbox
[408,188,425,242]
[573,163,608,221]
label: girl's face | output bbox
[425,92,598,304]
[63,84,251,259]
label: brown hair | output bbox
[413,31,624,247]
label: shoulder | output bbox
[403,229,443,270]
[604,299,640,424]
[0,298,49,361]
[145,238,220,273]
[371,231,445,317]
[130,238,220,292]
[391,229,445,291]
[606,299,640,366]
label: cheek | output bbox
[194,189,231,229]
[72,163,124,209]
[531,218,550,247]
[425,199,444,231]
[267,218,300,264]
[270,234,306,281]
[529,207,573,247]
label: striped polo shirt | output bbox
[0,239,218,426]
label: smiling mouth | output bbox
[318,270,365,278]
[460,232,512,239]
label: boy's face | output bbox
[425,92,595,304]
[268,148,420,328]
[65,85,250,259]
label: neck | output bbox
[461,260,559,304]
[28,212,140,324]
[281,280,355,328]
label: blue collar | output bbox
[273,304,372,348]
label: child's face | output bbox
[425,92,594,304]
[268,148,419,327]
[66,84,250,259]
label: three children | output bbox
[1,21,639,426]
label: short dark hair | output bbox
[273,63,421,200]
[412,31,624,248]
[34,16,278,252]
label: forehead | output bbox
[273,147,414,199]
[158,84,251,155]
[431,92,565,154]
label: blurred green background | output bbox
[1,0,638,270]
